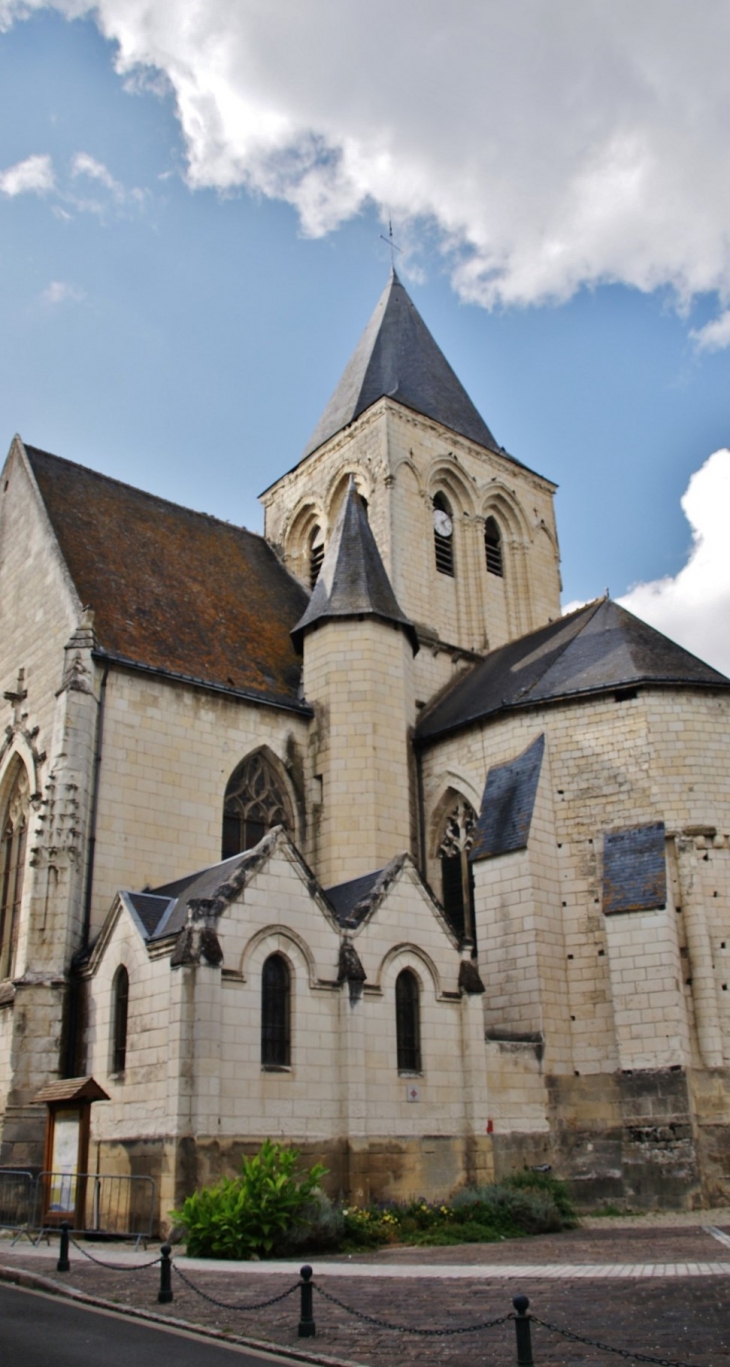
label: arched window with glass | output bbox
[438,796,477,945]
[0,765,29,980]
[396,969,421,1073]
[222,751,293,860]
[112,965,129,1074]
[261,953,291,1068]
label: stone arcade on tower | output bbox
[1,271,729,1226]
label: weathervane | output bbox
[380,219,402,270]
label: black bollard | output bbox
[56,1221,70,1273]
[298,1264,315,1338]
[513,1294,534,1367]
[158,1243,173,1304]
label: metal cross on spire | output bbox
[379,219,402,270]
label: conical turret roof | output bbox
[291,478,418,653]
[303,271,501,458]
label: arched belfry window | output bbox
[432,493,455,577]
[485,517,504,577]
[112,965,129,1074]
[261,953,291,1067]
[309,526,325,589]
[396,969,421,1073]
[222,752,293,860]
[438,797,476,944]
[0,765,29,980]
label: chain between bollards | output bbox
[298,1264,315,1338]
[158,1243,173,1304]
[56,1220,70,1273]
[513,1294,534,1367]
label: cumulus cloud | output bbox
[618,450,730,676]
[2,3,730,340]
[41,280,85,304]
[0,152,55,196]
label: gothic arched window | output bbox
[261,953,291,1067]
[112,965,129,1074]
[438,797,477,944]
[484,516,504,577]
[396,969,421,1073]
[309,526,325,589]
[432,493,455,577]
[0,766,29,980]
[222,752,293,860]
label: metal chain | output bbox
[172,1262,300,1312]
[533,1316,702,1367]
[314,1283,510,1337]
[68,1234,161,1272]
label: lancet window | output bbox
[438,796,477,944]
[484,516,504,577]
[396,969,421,1073]
[261,953,291,1068]
[0,766,29,980]
[112,965,129,1074]
[222,752,293,860]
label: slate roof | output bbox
[325,868,386,927]
[25,443,310,712]
[603,822,667,915]
[302,271,504,459]
[470,734,545,862]
[416,598,730,742]
[148,849,257,940]
[291,478,419,653]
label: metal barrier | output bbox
[0,1168,35,1243]
[33,1172,156,1247]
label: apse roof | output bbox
[25,443,310,713]
[302,271,504,460]
[416,598,730,742]
[291,477,419,653]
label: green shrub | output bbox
[274,1190,345,1254]
[503,1170,577,1223]
[173,1139,327,1259]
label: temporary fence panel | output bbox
[34,1171,156,1245]
[0,1168,35,1242]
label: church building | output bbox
[1,271,729,1224]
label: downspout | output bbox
[64,662,110,1077]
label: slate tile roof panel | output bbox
[416,598,730,741]
[470,734,545,862]
[25,444,310,711]
[125,892,173,938]
[603,822,667,915]
[325,869,385,927]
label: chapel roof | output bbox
[416,598,730,742]
[24,443,310,712]
[302,270,504,459]
[291,477,419,653]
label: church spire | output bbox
[291,477,418,654]
[303,271,501,458]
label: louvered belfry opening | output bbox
[309,527,325,589]
[433,493,455,577]
[485,516,503,577]
[396,968,421,1073]
[261,953,291,1067]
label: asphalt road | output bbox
[0,1284,305,1366]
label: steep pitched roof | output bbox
[303,271,502,458]
[291,478,418,652]
[25,443,310,712]
[416,598,730,742]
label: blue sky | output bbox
[1,4,729,667]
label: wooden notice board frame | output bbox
[34,1077,109,1229]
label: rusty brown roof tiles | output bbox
[26,444,310,712]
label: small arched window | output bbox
[0,766,29,980]
[432,493,455,577]
[396,969,421,1073]
[438,797,477,944]
[261,953,291,1068]
[309,526,325,589]
[485,517,503,577]
[112,966,129,1074]
[222,752,293,860]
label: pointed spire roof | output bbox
[303,271,501,458]
[291,478,418,653]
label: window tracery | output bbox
[0,766,29,980]
[438,796,476,944]
[222,752,292,860]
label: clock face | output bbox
[433,508,453,537]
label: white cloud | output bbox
[691,310,730,353]
[0,152,55,196]
[618,450,730,676]
[41,279,85,304]
[72,150,123,196]
[3,2,730,340]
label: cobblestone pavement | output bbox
[1,1224,729,1367]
